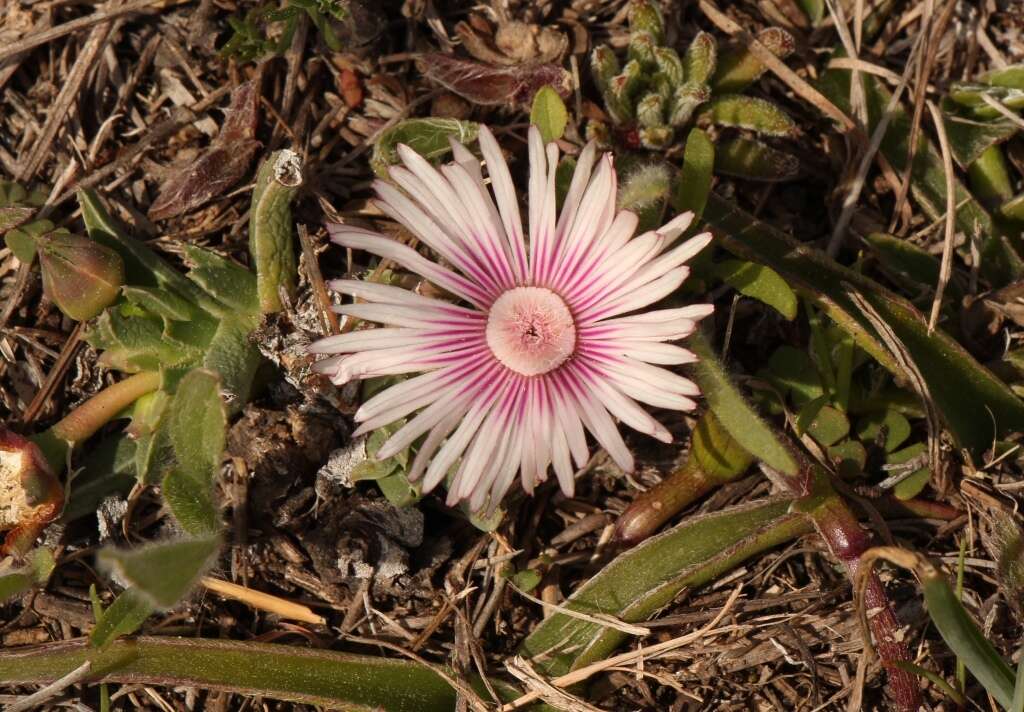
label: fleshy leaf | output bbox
[712,28,795,94]
[89,587,154,648]
[371,118,479,178]
[702,194,1024,454]
[521,498,810,675]
[713,259,797,319]
[699,95,797,136]
[530,85,569,144]
[689,333,801,476]
[250,150,302,313]
[162,369,225,536]
[715,137,800,182]
[97,536,220,611]
[674,127,715,220]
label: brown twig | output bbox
[0,0,182,64]
[16,15,114,181]
[19,322,85,425]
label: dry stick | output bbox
[19,322,85,425]
[16,17,113,181]
[697,0,856,132]
[889,0,957,235]
[500,585,744,711]
[52,85,232,207]
[980,93,1024,130]
[925,99,957,334]
[507,583,651,636]
[200,577,326,625]
[5,661,91,712]
[826,57,903,84]
[297,224,341,335]
[0,0,181,64]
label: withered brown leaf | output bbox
[421,53,571,110]
[148,80,261,221]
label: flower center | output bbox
[486,287,576,376]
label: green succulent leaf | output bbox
[701,193,1024,455]
[683,32,717,86]
[689,333,801,476]
[712,28,795,94]
[89,587,154,649]
[715,137,800,182]
[700,95,797,136]
[250,150,302,314]
[521,498,810,675]
[370,118,479,178]
[0,548,56,602]
[968,144,1014,208]
[713,259,797,319]
[97,536,220,612]
[161,369,226,536]
[0,636,466,712]
[530,85,569,144]
[674,128,715,220]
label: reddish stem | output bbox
[799,472,923,711]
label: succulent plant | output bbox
[943,65,1024,222]
[589,1,799,182]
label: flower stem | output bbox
[48,371,160,445]
[795,469,923,711]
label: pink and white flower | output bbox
[311,126,713,511]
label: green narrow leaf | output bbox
[701,193,1024,455]
[0,637,462,712]
[712,28,795,94]
[89,588,155,648]
[674,128,714,220]
[699,95,797,137]
[797,0,824,22]
[921,570,1015,708]
[689,332,800,475]
[371,119,479,178]
[530,85,569,144]
[969,144,1014,208]
[97,536,220,610]
[162,369,226,535]
[521,499,811,675]
[713,259,797,319]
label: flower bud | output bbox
[0,428,63,555]
[37,232,124,321]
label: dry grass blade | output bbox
[824,7,924,256]
[508,583,651,636]
[5,661,91,712]
[200,577,326,625]
[843,283,944,492]
[925,99,957,334]
[501,585,744,710]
